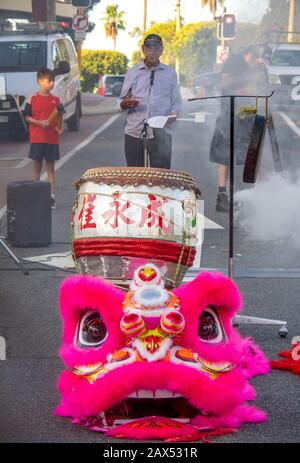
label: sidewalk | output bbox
[81,93,119,115]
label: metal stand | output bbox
[139,69,155,167]
[188,92,288,338]
[0,236,29,275]
[141,120,150,167]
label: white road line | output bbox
[0,114,120,222]
[15,158,31,168]
[278,111,300,137]
[0,205,6,222]
[45,114,120,174]
[0,336,6,360]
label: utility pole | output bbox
[47,0,56,21]
[288,0,295,42]
[175,0,181,81]
[220,0,225,50]
[143,0,147,32]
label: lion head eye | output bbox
[198,306,223,343]
[78,311,107,348]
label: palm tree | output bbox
[201,0,221,16]
[102,4,126,51]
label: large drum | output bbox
[71,167,201,287]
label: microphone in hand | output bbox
[120,88,140,110]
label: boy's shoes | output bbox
[50,195,56,210]
[216,192,229,212]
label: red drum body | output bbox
[71,167,201,287]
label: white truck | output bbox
[0,22,82,138]
[266,42,300,105]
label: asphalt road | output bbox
[0,99,299,443]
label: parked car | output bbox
[97,74,125,97]
[265,43,300,105]
[0,22,82,137]
[193,71,221,98]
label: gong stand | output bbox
[188,92,288,337]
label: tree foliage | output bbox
[173,22,217,83]
[260,0,300,43]
[131,20,216,82]
[80,50,128,92]
[201,0,218,15]
[131,49,142,66]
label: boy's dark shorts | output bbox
[28,143,60,162]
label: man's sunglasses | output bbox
[144,42,163,50]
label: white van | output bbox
[0,22,82,137]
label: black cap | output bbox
[143,34,163,46]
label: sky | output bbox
[83,0,270,59]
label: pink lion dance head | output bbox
[56,264,270,441]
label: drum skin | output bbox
[71,167,201,287]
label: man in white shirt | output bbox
[119,34,182,169]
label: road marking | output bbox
[0,336,6,360]
[25,251,74,269]
[48,114,120,173]
[0,114,120,222]
[202,215,224,229]
[0,205,6,222]
[15,158,31,168]
[178,111,212,124]
[278,111,300,137]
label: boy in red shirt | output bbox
[24,68,65,209]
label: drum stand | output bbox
[0,236,29,275]
[188,92,288,338]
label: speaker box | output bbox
[7,181,51,247]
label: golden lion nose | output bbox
[138,266,157,282]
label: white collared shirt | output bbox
[119,61,182,138]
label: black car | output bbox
[97,74,125,97]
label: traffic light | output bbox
[222,14,236,40]
[71,0,91,7]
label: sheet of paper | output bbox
[148,115,177,128]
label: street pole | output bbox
[47,0,56,22]
[288,0,295,42]
[143,0,147,32]
[220,0,225,50]
[175,0,181,82]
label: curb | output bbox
[81,95,120,116]
[82,104,120,116]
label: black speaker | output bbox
[7,181,51,247]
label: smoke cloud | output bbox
[235,171,300,248]
[226,0,269,24]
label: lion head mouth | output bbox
[72,390,218,440]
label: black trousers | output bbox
[125,129,172,169]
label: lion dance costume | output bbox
[56,168,270,441]
[56,264,270,441]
